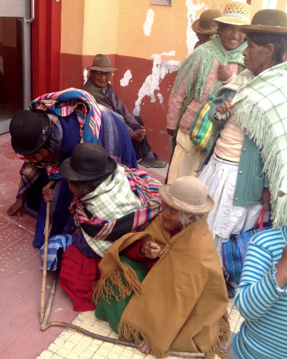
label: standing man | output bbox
[83,54,166,168]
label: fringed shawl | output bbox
[70,166,162,257]
[173,36,247,101]
[94,214,229,358]
[232,62,287,227]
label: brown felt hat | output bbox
[60,143,117,181]
[214,1,251,26]
[86,54,118,72]
[159,176,214,215]
[240,9,287,35]
[192,9,222,35]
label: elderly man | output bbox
[54,142,162,311]
[7,88,137,248]
[94,176,230,358]
[83,54,166,168]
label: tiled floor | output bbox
[0,131,243,359]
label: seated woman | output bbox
[7,88,137,248]
[94,176,229,358]
[55,143,162,311]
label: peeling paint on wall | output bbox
[133,51,181,116]
[143,9,155,36]
[120,70,132,87]
[185,0,206,54]
[133,1,206,116]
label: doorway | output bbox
[0,0,31,134]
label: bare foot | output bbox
[138,340,152,355]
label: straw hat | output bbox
[86,54,118,72]
[159,176,214,215]
[214,1,251,26]
[240,9,287,35]
[192,9,222,35]
[10,110,51,156]
[60,143,117,181]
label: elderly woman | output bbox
[7,89,137,248]
[199,8,287,300]
[94,176,229,359]
[166,1,250,184]
[52,143,162,311]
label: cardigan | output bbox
[204,89,268,207]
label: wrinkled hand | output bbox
[275,245,287,288]
[138,340,152,355]
[43,187,54,203]
[217,63,233,82]
[7,197,25,217]
[261,188,271,211]
[216,97,234,116]
[167,128,175,136]
[140,241,161,259]
[132,127,146,142]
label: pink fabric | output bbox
[167,59,238,134]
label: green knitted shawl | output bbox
[173,36,247,101]
[233,62,287,227]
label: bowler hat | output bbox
[240,9,287,35]
[60,143,117,181]
[10,110,51,156]
[86,54,118,72]
[159,176,214,215]
[214,1,251,26]
[192,9,222,35]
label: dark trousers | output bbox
[129,116,151,160]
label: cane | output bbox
[39,180,56,324]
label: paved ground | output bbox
[0,131,243,359]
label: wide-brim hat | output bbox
[86,54,118,72]
[159,176,214,215]
[10,109,51,156]
[192,8,222,35]
[240,9,287,35]
[60,143,117,181]
[214,1,251,26]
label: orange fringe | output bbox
[118,311,230,359]
[92,263,143,305]
[118,319,169,358]
[205,311,230,359]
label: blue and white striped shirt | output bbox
[233,226,287,359]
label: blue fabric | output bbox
[40,234,72,271]
[98,107,137,168]
[233,226,287,359]
[222,224,272,284]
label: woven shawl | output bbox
[70,166,162,256]
[232,62,287,227]
[173,36,247,101]
[94,214,229,358]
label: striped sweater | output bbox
[233,227,287,359]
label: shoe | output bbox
[139,155,167,168]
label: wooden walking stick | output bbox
[39,180,56,324]
[43,321,205,358]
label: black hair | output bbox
[247,32,287,64]
[69,172,115,197]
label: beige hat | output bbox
[240,9,287,35]
[192,8,222,35]
[214,1,251,26]
[86,54,118,72]
[159,176,214,215]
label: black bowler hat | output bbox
[9,110,51,156]
[60,143,117,181]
